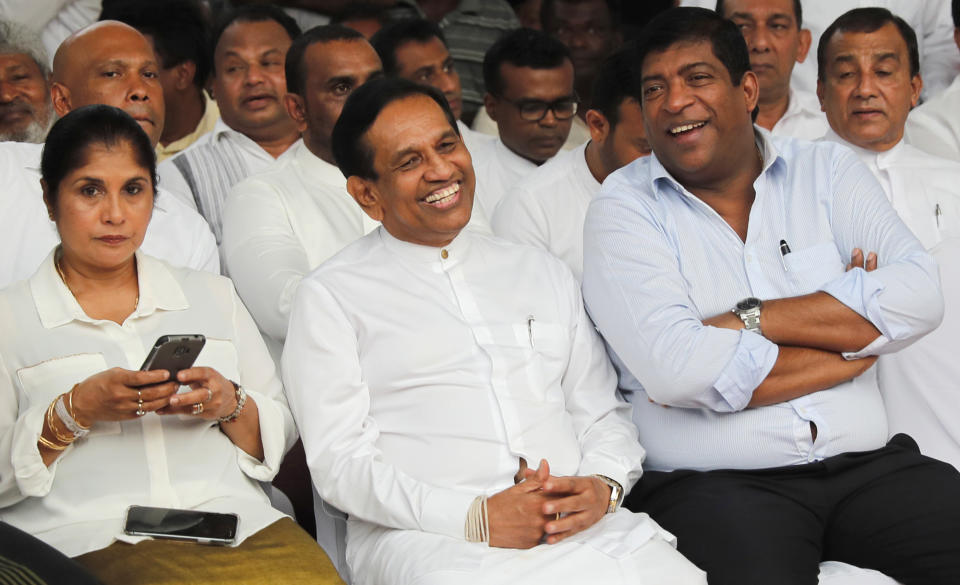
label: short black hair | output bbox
[285,25,366,95]
[817,7,920,81]
[589,46,641,128]
[371,19,447,76]
[331,3,391,26]
[211,5,301,75]
[540,0,621,31]
[954,0,959,29]
[42,105,157,206]
[635,7,751,87]
[483,28,571,97]
[332,77,458,180]
[100,0,211,88]
[715,0,803,29]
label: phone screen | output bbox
[124,506,237,545]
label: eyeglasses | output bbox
[500,96,579,122]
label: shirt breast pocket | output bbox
[17,353,120,437]
[783,241,844,294]
[481,321,569,403]
[194,338,240,382]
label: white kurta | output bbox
[471,137,541,223]
[157,119,299,244]
[222,142,380,361]
[771,88,829,141]
[282,227,693,585]
[492,141,599,281]
[823,133,960,473]
[907,75,960,162]
[0,252,294,557]
[0,141,219,289]
[822,130,960,249]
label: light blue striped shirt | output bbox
[583,130,943,472]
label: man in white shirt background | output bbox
[158,5,302,244]
[0,20,218,288]
[0,20,54,143]
[282,76,706,585]
[716,0,828,140]
[583,8,960,584]
[371,18,491,157]
[473,0,620,151]
[907,0,960,162]
[223,25,383,363]
[493,47,651,281]
[818,7,960,473]
[99,0,221,163]
[472,28,576,221]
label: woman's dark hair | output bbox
[41,105,158,206]
[333,77,458,180]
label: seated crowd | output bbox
[0,1,959,584]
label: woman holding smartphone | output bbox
[0,106,341,584]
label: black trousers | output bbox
[625,434,960,585]
[0,522,102,585]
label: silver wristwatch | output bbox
[732,297,763,335]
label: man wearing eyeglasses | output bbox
[471,29,576,221]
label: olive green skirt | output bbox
[75,518,344,585]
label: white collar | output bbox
[294,141,346,189]
[493,138,538,174]
[378,225,473,266]
[822,128,906,170]
[30,250,189,328]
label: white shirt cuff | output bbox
[711,330,780,412]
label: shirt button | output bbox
[441,249,449,259]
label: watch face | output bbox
[737,297,761,311]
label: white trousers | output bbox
[346,510,706,585]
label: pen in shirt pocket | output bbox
[936,204,942,228]
[779,239,791,270]
[527,315,535,348]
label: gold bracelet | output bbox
[46,399,75,445]
[38,434,67,451]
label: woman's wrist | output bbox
[68,383,94,428]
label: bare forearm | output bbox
[760,292,880,353]
[748,346,876,407]
[706,292,881,353]
[219,398,264,461]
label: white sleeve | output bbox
[281,278,476,540]
[222,179,310,342]
[560,272,645,492]
[157,157,198,212]
[916,0,960,97]
[229,282,295,479]
[0,0,70,30]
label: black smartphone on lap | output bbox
[124,505,238,545]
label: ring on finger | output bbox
[136,406,145,417]
[206,388,212,402]
[193,402,204,415]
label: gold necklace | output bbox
[54,248,139,310]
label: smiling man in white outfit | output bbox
[281,77,706,585]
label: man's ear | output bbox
[796,28,812,63]
[816,79,825,112]
[50,82,72,118]
[347,175,385,222]
[741,70,760,114]
[41,179,55,221]
[173,60,198,91]
[909,73,923,109]
[284,93,308,133]
[483,92,498,123]
[585,109,610,144]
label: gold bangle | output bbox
[38,434,67,451]
[46,400,75,445]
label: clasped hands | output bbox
[486,459,611,549]
[68,366,238,427]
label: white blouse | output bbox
[0,251,295,557]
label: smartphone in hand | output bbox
[140,334,205,381]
